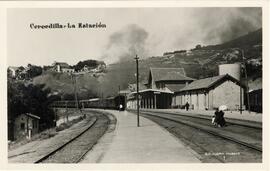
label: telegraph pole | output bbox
[135,55,140,127]
[118,85,121,112]
[72,73,79,109]
[242,50,251,113]
[239,49,250,114]
[240,64,242,114]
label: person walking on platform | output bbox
[185,102,190,111]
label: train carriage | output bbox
[51,94,127,111]
[249,89,262,113]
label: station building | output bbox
[173,74,245,110]
[126,68,195,109]
[127,64,245,111]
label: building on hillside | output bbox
[174,74,245,110]
[14,113,40,140]
[79,63,106,73]
[62,68,75,73]
[52,62,74,73]
[8,66,30,80]
[80,65,92,72]
[95,63,106,72]
[126,67,195,109]
[8,66,19,78]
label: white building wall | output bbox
[182,95,186,105]
[172,95,183,108]
[209,90,214,109]
[62,68,75,73]
[190,93,196,110]
[56,65,61,72]
[152,79,156,89]
[14,114,39,140]
[175,79,243,110]
[176,96,181,106]
[9,69,17,77]
[205,93,209,109]
[212,80,244,110]
[198,93,205,110]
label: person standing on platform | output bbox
[219,110,226,127]
[216,105,227,127]
[119,104,123,111]
[212,108,219,125]
[185,102,190,111]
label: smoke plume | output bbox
[169,8,262,51]
[102,24,149,64]
[198,7,262,44]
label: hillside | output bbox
[200,28,262,50]
[33,28,262,99]
[33,71,101,100]
[106,28,262,91]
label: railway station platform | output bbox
[80,110,201,163]
[141,109,262,123]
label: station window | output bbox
[32,120,36,129]
[20,123,25,130]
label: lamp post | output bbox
[135,55,140,127]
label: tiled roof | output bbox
[180,74,237,91]
[150,68,195,82]
[53,62,70,68]
[129,88,174,95]
[165,84,187,92]
[25,113,40,120]
[119,89,131,94]
[128,83,147,91]
[8,66,19,70]
[127,88,173,100]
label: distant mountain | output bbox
[200,28,262,50]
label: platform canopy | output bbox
[129,88,173,96]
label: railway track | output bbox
[130,110,262,163]
[35,110,114,163]
[159,110,261,129]
[146,110,262,129]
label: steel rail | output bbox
[138,110,262,129]
[34,117,98,163]
[140,111,262,152]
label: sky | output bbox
[7,7,262,66]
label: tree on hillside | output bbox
[195,44,202,49]
[8,79,56,140]
[74,60,105,71]
[27,64,43,78]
